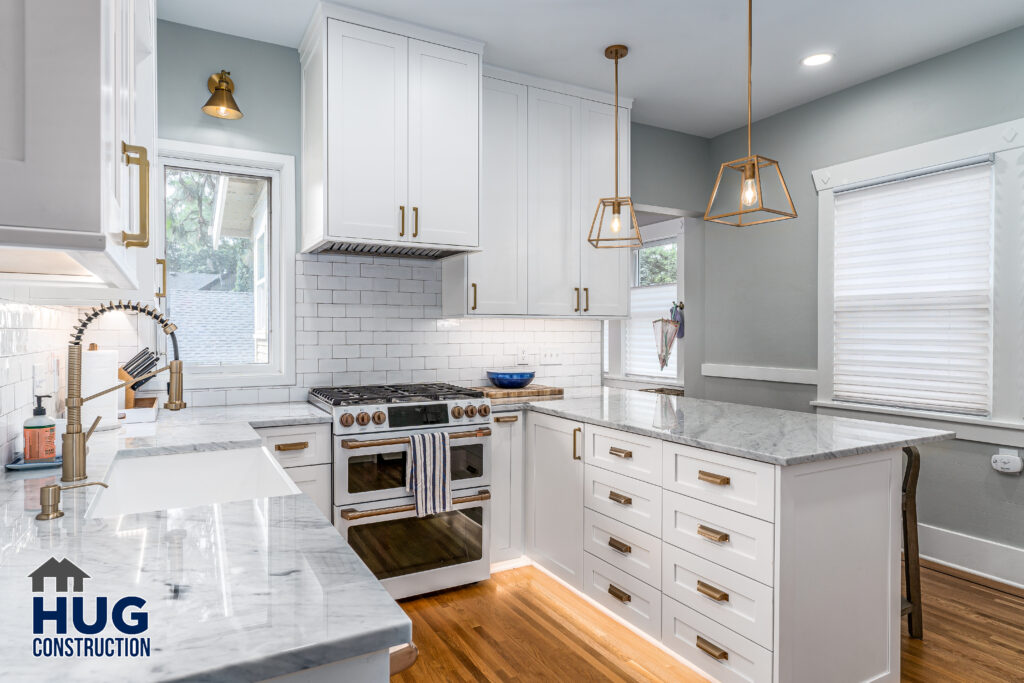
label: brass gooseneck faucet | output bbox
[62,301,187,483]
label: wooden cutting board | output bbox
[471,384,564,399]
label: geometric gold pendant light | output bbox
[588,45,643,248]
[704,0,796,226]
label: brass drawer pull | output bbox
[399,205,406,236]
[608,491,632,506]
[607,537,632,554]
[121,142,150,248]
[413,206,419,237]
[607,584,631,604]
[698,470,731,486]
[696,580,730,602]
[574,287,580,312]
[696,636,729,661]
[697,524,730,543]
[609,446,633,459]
[274,441,309,452]
[494,415,519,423]
[471,282,477,311]
[583,287,590,312]
[572,427,582,460]
[155,258,167,299]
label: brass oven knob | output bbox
[465,405,478,418]
[451,406,464,419]
[372,411,387,425]
[340,413,355,427]
[356,412,371,426]
[478,404,490,417]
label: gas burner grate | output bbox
[310,383,484,406]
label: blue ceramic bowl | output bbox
[487,371,536,389]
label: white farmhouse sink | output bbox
[87,447,300,518]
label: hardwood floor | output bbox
[395,564,1024,682]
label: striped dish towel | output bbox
[406,432,453,517]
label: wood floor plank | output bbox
[395,563,1024,681]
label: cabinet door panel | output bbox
[527,88,580,316]
[468,77,527,314]
[327,20,407,242]
[526,413,584,588]
[408,39,479,247]
[580,100,630,317]
[285,463,333,523]
[490,412,525,563]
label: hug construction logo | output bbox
[28,557,151,658]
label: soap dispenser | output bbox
[23,395,56,462]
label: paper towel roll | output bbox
[82,348,119,432]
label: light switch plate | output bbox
[540,349,562,366]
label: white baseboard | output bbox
[918,523,1024,590]
[489,556,532,573]
[701,363,818,385]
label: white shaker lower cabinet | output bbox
[525,413,585,589]
[256,424,333,522]
[490,412,525,564]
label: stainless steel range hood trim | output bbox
[310,239,480,260]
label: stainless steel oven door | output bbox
[335,489,491,600]
[334,425,490,506]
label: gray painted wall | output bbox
[631,123,710,213]
[157,20,301,229]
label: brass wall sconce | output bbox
[202,70,243,120]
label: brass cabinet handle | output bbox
[340,490,490,520]
[584,287,590,312]
[698,470,731,486]
[399,205,406,237]
[274,441,309,452]
[697,524,730,543]
[494,414,519,423]
[471,283,478,311]
[574,287,580,312]
[696,580,730,602]
[572,427,582,460]
[155,258,167,298]
[609,446,632,460]
[121,142,150,248]
[413,206,419,237]
[608,490,632,506]
[608,537,632,554]
[607,584,632,604]
[696,636,729,661]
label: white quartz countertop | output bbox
[0,402,411,682]
[497,388,954,465]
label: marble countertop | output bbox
[499,388,954,465]
[0,402,410,682]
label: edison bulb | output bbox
[741,178,759,207]
[610,211,622,233]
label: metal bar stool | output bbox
[901,446,923,638]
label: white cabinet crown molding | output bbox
[482,64,633,109]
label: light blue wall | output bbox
[630,123,710,214]
[156,20,301,228]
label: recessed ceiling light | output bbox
[801,53,834,67]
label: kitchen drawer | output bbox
[663,491,774,586]
[584,508,661,589]
[583,553,661,639]
[662,595,772,683]
[663,443,776,522]
[662,543,773,649]
[256,424,331,468]
[585,425,662,486]
[585,466,662,537]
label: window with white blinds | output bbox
[625,284,678,378]
[832,162,994,415]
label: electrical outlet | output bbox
[540,348,562,366]
[992,448,1023,474]
[516,346,530,366]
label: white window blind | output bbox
[832,162,994,415]
[625,284,677,378]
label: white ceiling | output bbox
[157,0,1024,138]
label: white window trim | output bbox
[155,139,296,390]
[814,116,1024,431]
[604,226,685,386]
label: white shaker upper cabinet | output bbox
[326,20,408,243]
[527,88,582,316]
[579,99,630,318]
[465,77,528,314]
[408,40,479,247]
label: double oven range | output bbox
[309,383,493,599]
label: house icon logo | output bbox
[28,557,90,593]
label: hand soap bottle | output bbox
[24,395,56,462]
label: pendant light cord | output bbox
[747,0,752,157]
[614,55,620,199]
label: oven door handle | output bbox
[339,489,491,520]
[340,428,491,450]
